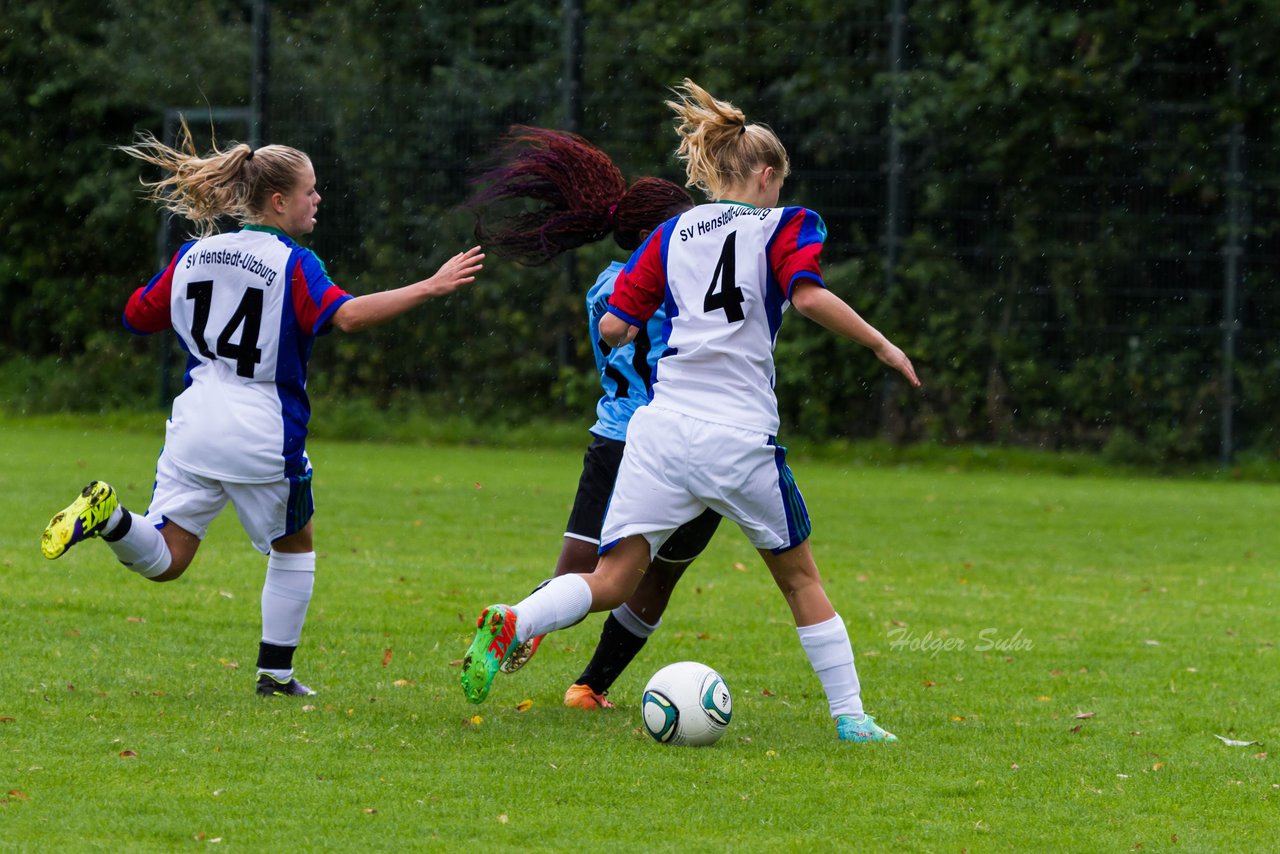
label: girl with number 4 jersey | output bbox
[41,118,483,697]
[462,81,919,743]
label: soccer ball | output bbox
[640,661,732,746]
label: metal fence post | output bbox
[1220,62,1244,467]
[881,0,907,438]
[251,0,271,148]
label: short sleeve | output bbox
[123,241,197,335]
[290,249,353,335]
[766,207,827,297]
[607,224,671,325]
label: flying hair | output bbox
[666,78,790,201]
[467,126,694,266]
[117,115,311,238]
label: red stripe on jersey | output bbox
[124,252,180,334]
[290,259,318,332]
[767,208,824,298]
[289,256,349,334]
[609,224,671,323]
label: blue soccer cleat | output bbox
[836,714,899,743]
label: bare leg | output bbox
[759,540,835,627]
[146,522,202,582]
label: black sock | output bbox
[257,642,296,672]
[101,508,132,542]
[576,613,647,694]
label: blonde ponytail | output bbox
[666,78,790,200]
[118,116,310,237]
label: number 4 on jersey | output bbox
[703,232,745,322]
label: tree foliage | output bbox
[1,1,1275,460]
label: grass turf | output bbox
[1,415,1277,851]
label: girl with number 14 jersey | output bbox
[41,119,483,697]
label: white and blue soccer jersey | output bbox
[586,261,669,441]
[607,203,827,436]
[124,225,352,483]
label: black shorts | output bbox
[565,434,721,563]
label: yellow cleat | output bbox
[41,481,119,560]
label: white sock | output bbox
[261,551,315,648]
[512,573,593,641]
[797,613,864,719]
[611,602,660,638]
[103,512,172,579]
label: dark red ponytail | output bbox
[468,126,693,265]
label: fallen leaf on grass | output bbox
[1070,725,1083,734]
[126,616,146,624]
[363,808,378,815]
[0,716,14,723]
[1074,711,1096,719]
[515,699,534,712]
[1037,696,1052,702]
[1152,762,1164,771]
[1213,734,1259,747]
[448,659,464,667]
[392,679,414,687]
[922,681,937,688]
[7,790,28,800]
[732,562,747,572]
[497,814,508,824]
[119,750,138,759]
[381,648,393,667]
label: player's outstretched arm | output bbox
[331,246,485,333]
[790,280,921,388]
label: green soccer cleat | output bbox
[41,481,119,560]
[460,604,517,704]
[836,714,899,743]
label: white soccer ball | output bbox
[640,661,732,746]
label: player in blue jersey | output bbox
[462,82,919,743]
[40,118,484,697]
[468,126,720,709]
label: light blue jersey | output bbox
[587,261,668,441]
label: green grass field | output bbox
[1,416,1277,851]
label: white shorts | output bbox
[600,405,811,557]
[145,450,315,555]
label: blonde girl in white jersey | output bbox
[41,118,484,697]
[462,81,918,743]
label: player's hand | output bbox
[424,246,485,296]
[875,342,921,388]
